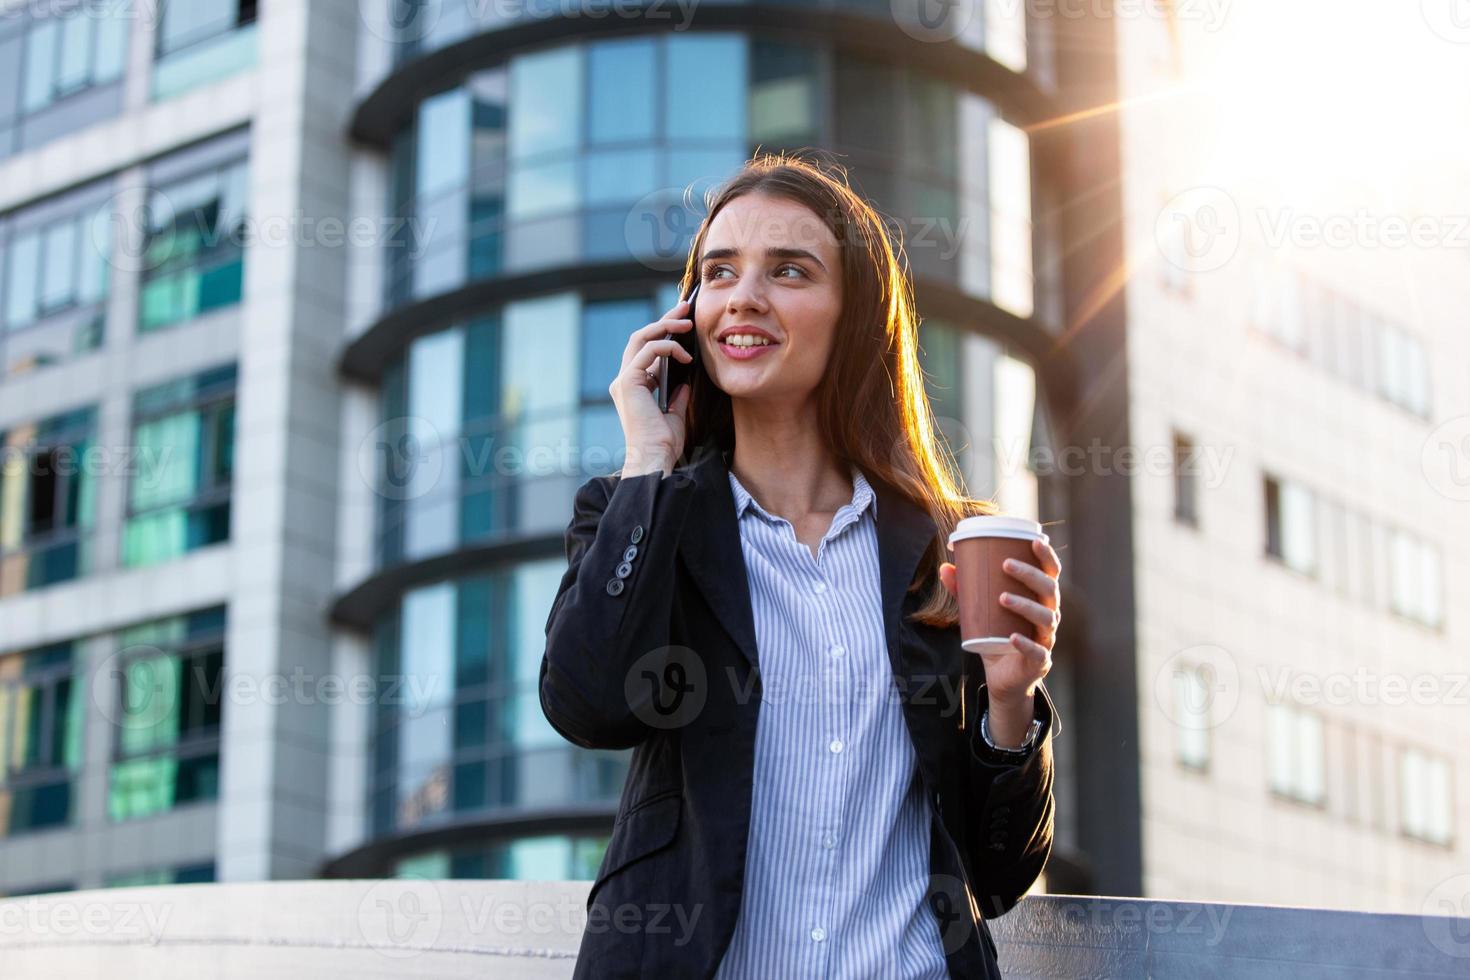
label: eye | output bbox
[701,264,732,281]
[775,263,808,279]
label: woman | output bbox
[540,154,1063,979]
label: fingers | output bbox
[1008,631,1054,673]
[624,308,694,362]
[612,340,693,395]
[1002,556,1061,609]
[999,591,1060,637]
[1032,536,1062,578]
[939,562,957,597]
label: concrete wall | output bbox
[3,882,1467,978]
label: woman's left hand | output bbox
[939,536,1062,705]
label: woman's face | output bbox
[695,193,843,407]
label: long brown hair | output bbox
[675,152,999,629]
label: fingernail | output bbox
[1000,593,1013,604]
[1003,559,1015,571]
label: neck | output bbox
[727,394,852,520]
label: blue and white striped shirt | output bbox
[713,463,951,979]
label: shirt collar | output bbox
[727,462,877,524]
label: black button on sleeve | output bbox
[623,545,639,562]
[615,561,633,579]
[606,578,625,596]
[630,525,645,544]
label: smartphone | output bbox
[657,281,700,414]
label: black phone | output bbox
[657,281,700,413]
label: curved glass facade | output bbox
[358,21,1060,873]
[371,561,628,838]
[374,283,683,569]
[385,0,1055,91]
[385,32,1035,318]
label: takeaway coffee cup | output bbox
[947,516,1050,658]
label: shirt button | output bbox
[822,832,837,849]
[829,739,843,754]
[829,644,845,658]
[812,581,827,595]
[811,927,826,942]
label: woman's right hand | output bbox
[610,296,696,477]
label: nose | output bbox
[724,270,771,315]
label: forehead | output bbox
[704,193,839,256]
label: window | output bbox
[19,6,128,115]
[138,159,248,332]
[1172,431,1198,527]
[1266,701,1325,806]
[152,0,258,100]
[0,406,98,595]
[0,642,83,836]
[1172,662,1211,770]
[108,608,226,821]
[985,0,1028,72]
[1388,529,1443,629]
[0,191,110,376]
[104,861,216,888]
[392,835,610,881]
[989,116,1034,318]
[1398,748,1453,846]
[749,41,820,147]
[0,4,127,161]
[1264,474,1316,575]
[121,365,236,568]
[372,564,627,838]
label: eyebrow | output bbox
[700,246,828,274]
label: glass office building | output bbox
[334,2,1076,881]
[0,0,1086,895]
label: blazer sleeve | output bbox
[961,678,1062,919]
[539,469,696,751]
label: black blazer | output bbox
[540,442,1060,979]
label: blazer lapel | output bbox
[676,442,938,685]
[676,444,762,674]
[872,474,939,680]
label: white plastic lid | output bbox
[947,515,1047,548]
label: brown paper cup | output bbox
[948,516,1049,659]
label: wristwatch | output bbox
[980,709,1042,756]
